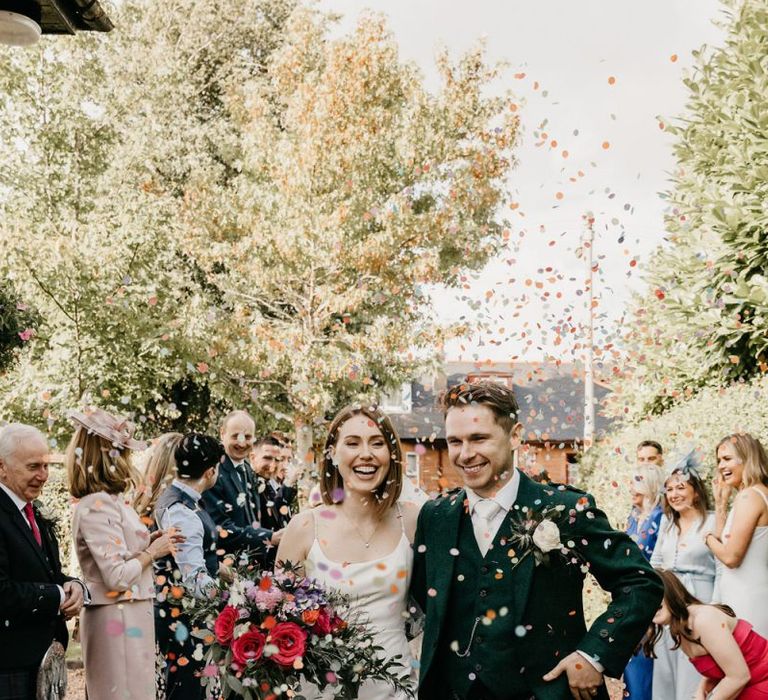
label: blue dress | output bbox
[623,504,663,700]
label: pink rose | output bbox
[231,625,266,666]
[268,622,307,668]
[214,605,239,645]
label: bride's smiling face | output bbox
[331,415,391,495]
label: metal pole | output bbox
[583,213,595,450]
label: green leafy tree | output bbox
[0,0,518,453]
[608,0,768,422]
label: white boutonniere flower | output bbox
[531,519,562,553]
[507,503,578,568]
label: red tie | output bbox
[23,502,42,546]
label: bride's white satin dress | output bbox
[301,507,416,699]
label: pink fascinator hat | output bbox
[68,407,148,451]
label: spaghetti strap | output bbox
[311,508,319,541]
[751,487,768,511]
[396,501,405,534]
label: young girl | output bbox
[648,569,768,699]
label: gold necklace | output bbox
[344,510,383,549]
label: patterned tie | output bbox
[23,502,42,547]
[472,498,502,556]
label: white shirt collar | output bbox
[0,481,29,512]
[172,479,202,502]
[466,467,520,514]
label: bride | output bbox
[276,403,420,699]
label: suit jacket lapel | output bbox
[510,471,539,626]
[0,489,53,575]
[429,489,466,630]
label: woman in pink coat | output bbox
[67,408,179,700]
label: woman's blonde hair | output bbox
[320,404,403,517]
[133,432,183,519]
[632,465,664,516]
[66,426,140,499]
[716,433,768,488]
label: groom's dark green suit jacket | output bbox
[410,471,663,700]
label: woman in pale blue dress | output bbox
[623,462,664,700]
[650,466,716,700]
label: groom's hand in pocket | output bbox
[542,652,603,700]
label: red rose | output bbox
[214,605,240,645]
[314,607,332,636]
[267,622,307,668]
[231,625,266,666]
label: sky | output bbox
[319,0,726,364]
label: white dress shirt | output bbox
[158,479,216,598]
[466,468,520,552]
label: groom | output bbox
[410,381,662,700]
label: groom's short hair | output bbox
[440,380,519,433]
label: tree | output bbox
[0,0,518,451]
[607,0,768,422]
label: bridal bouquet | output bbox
[185,563,413,700]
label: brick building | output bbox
[384,361,613,494]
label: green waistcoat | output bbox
[432,511,529,698]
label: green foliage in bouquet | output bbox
[184,561,414,700]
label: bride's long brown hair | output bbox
[644,569,735,658]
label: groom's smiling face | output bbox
[445,404,522,497]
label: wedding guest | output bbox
[252,434,296,532]
[624,459,666,700]
[650,463,717,700]
[133,432,183,522]
[637,440,665,469]
[67,408,180,700]
[707,433,768,637]
[201,411,279,563]
[154,433,226,700]
[277,404,421,699]
[0,423,86,700]
[647,569,768,700]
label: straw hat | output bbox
[68,407,148,451]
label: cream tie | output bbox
[472,498,502,556]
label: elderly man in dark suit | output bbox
[0,423,87,700]
[202,410,282,564]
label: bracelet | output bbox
[143,548,154,562]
